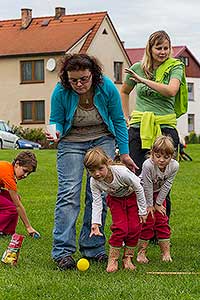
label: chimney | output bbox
[55,7,66,19]
[21,8,32,29]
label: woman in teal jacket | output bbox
[46,53,136,270]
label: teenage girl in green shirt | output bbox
[120,30,187,218]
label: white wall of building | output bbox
[177,77,200,137]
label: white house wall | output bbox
[177,77,200,136]
[87,18,128,78]
[68,34,88,54]
[86,17,135,108]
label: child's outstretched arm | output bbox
[90,180,104,235]
[126,171,147,218]
[9,190,39,236]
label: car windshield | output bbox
[4,123,12,132]
[0,121,12,132]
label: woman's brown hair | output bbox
[59,53,103,89]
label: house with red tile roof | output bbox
[126,46,200,136]
[0,7,131,129]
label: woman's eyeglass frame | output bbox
[68,74,92,85]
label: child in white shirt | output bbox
[84,147,147,273]
[137,135,179,263]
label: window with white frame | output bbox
[188,114,195,132]
[21,100,45,124]
[187,83,194,101]
[114,62,123,83]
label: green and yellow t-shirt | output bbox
[125,61,183,116]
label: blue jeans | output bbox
[52,135,115,260]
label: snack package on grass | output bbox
[1,233,24,266]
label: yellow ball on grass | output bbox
[77,258,90,271]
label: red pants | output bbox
[140,199,170,240]
[0,190,18,235]
[106,193,142,248]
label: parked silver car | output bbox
[0,120,19,149]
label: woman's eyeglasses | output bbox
[68,74,92,85]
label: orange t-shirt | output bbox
[0,161,17,191]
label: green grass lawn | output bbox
[0,145,200,300]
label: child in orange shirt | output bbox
[0,151,39,237]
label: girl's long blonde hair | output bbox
[84,147,113,171]
[141,30,172,79]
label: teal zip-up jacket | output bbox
[49,76,129,154]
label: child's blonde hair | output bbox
[151,135,175,157]
[84,147,113,171]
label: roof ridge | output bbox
[0,18,20,23]
[126,47,145,50]
[172,45,186,48]
[126,46,186,50]
[64,11,107,16]
[0,11,107,23]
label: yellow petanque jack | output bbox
[77,258,90,271]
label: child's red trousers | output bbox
[106,193,142,248]
[0,190,18,235]
[140,198,170,240]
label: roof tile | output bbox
[0,11,107,56]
